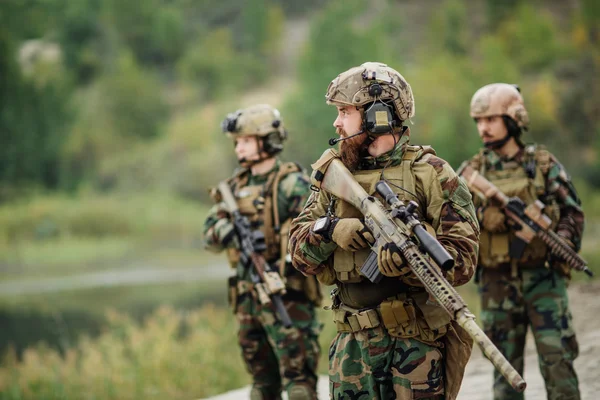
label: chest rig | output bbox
[331,145,436,283]
[473,145,560,268]
[322,145,453,342]
[230,162,301,266]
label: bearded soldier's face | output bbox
[333,106,366,171]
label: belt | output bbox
[334,307,382,332]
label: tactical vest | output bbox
[226,163,323,305]
[331,145,434,284]
[472,145,560,268]
[326,145,453,342]
[229,162,301,267]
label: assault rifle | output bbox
[217,181,293,328]
[459,165,592,277]
[312,150,526,392]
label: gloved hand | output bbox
[377,242,410,277]
[331,218,374,251]
[213,218,237,247]
[481,206,507,233]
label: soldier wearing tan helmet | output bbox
[461,83,584,400]
[288,62,480,399]
[203,104,322,400]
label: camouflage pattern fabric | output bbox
[289,144,479,284]
[289,144,479,399]
[469,147,584,250]
[237,290,321,400]
[479,266,579,400]
[329,327,444,399]
[203,160,321,399]
[467,147,583,400]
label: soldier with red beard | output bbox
[288,62,480,399]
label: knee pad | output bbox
[288,385,314,400]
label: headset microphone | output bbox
[328,130,365,146]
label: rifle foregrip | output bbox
[538,230,593,277]
[272,295,292,328]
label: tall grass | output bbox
[0,305,249,400]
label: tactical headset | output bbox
[364,83,396,135]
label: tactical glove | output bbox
[377,242,410,277]
[331,218,374,252]
[213,218,237,248]
[481,206,507,233]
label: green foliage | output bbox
[0,28,72,196]
[485,0,523,31]
[62,51,168,185]
[103,0,186,65]
[177,28,267,101]
[56,0,104,83]
[499,4,562,72]
[283,0,393,166]
[0,306,249,399]
[428,0,470,56]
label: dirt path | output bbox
[205,279,600,400]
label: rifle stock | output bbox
[217,182,293,328]
[460,165,592,277]
[318,156,526,392]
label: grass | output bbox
[0,305,250,400]
[0,193,213,280]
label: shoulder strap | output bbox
[534,144,551,176]
[400,145,437,198]
[270,162,302,233]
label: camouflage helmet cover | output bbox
[325,62,415,122]
[470,83,529,129]
[222,104,286,139]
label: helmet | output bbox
[470,83,529,130]
[325,61,415,122]
[221,104,287,155]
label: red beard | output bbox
[338,128,366,171]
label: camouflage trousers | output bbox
[478,266,580,400]
[236,289,321,400]
[329,326,445,399]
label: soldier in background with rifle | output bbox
[203,104,322,400]
[458,83,585,400]
[289,62,482,399]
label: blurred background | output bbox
[0,0,598,398]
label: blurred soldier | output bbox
[203,104,322,400]
[460,83,584,400]
[288,62,480,399]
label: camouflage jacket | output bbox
[288,144,480,290]
[203,159,311,281]
[466,146,584,251]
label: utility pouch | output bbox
[227,276,238,312]
[379,297,419,338]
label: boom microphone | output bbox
[328,130,365,146]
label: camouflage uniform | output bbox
[204,105,321,400]
[464,83,584,400]
[466,148,584,400]
[289,63,480,400]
